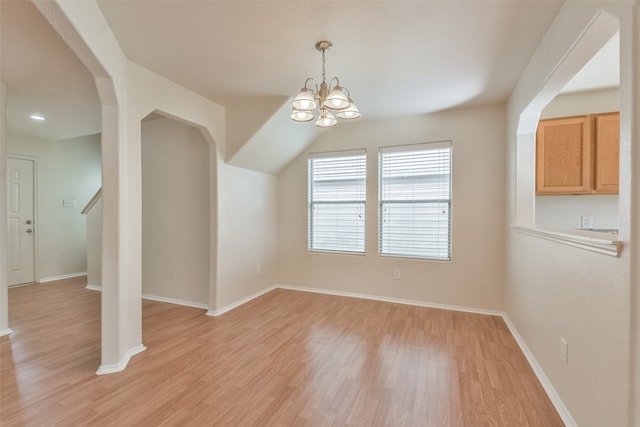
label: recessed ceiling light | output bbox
[30,114,46,121]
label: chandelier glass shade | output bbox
[290,41,360,127]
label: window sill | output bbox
[511,225,622,257]
[308,249,366,256]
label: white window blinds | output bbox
[308,150,366,253]
[379,142,451,260]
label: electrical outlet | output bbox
[581,215,593,229]
[169,270,176,281]
[393,269,401,280]
[255,264,262,275]
[560,338,568,365]
[62,199,77,208]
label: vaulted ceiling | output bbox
[96,0,563,117]
[5,0,618,174]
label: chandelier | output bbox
[290,41,361,127]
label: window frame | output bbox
[308,149,367,255]
[378,141,452,261]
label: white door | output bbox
[7,157,35,286]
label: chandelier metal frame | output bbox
[290,41,360,127]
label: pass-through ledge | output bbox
[511,225,622,257]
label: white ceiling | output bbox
[3,0,617,161]
[0,1,100,141]
[560,32,620,94]
[95,0,564,118]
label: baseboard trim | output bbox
[142,293,208,310]
[39,272,87,283]
[83,286,208,310]
[8,282,36,288]
[501,314,577,427]
[96,344,146,375]
[276,284,503,317]
[206,285,277,317]
[0,328,13,337]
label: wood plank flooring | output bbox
[1,278,564,426]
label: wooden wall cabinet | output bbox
[536,112,619,195]
[594,113,620,194]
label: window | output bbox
[379,142,452,260]
[308,150,366,253]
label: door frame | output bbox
[7,154,39,285]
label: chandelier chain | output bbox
[321,47,326,84]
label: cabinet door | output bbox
[594,113,619,194]
[536,116,592,195]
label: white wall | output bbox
[86,197,102,289]
[77,117,280,312]
[0,82,9,335]
[535,88,620,230]
[141,117,210,306]
[7,132,101,281]
[506,3,635,426]
[216,163,278,310]
[536,194,618,230]
[278,104,506,311]
[540,87,619,120]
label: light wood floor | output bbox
[1,278,563,426]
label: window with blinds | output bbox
[308,150,366,253]
[379,142,452,260]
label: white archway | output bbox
[2,0,225,374]
[513,10,620,227]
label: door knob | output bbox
[26,220,32,225]
[26,228,33,234]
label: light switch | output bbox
[63,199,77,208]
